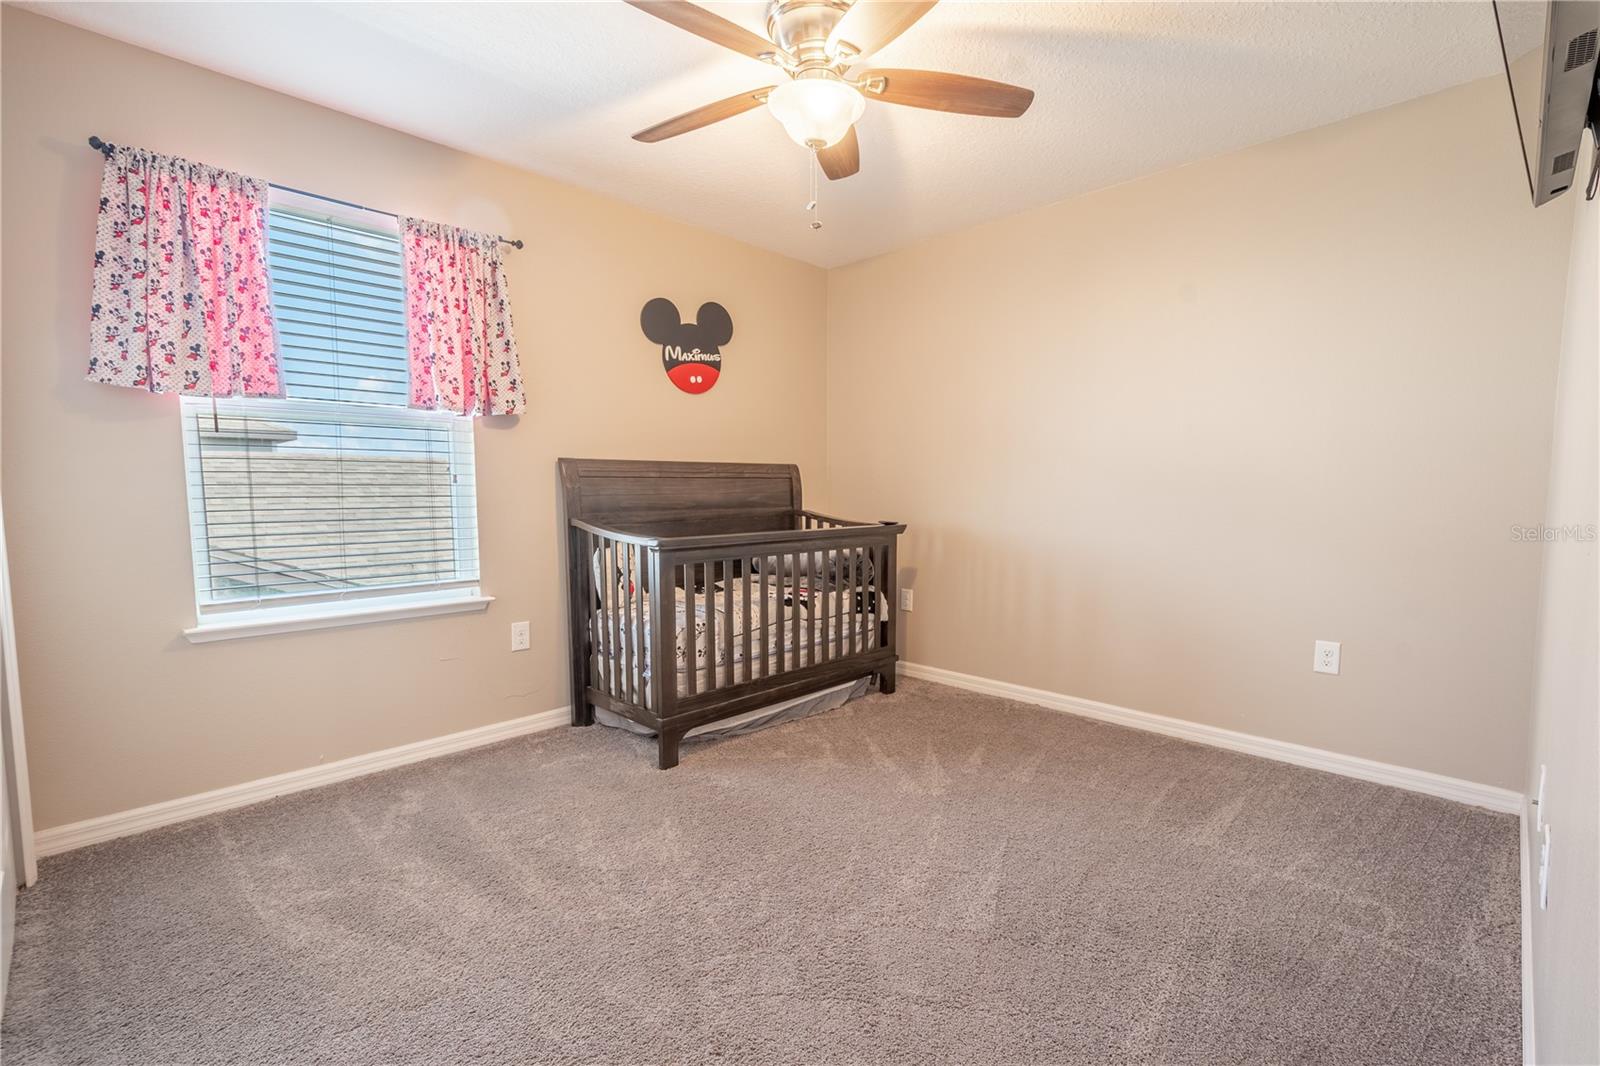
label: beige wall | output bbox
[0,9,828,830]
[1,9,1583,833]
[1525,130,1598,1066]
[826,74,1575,790]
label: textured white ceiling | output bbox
[27,1,1517,267]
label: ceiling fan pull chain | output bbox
[807,149,822,230]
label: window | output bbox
[181,194,484,640]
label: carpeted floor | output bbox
[2,677,1521,1065]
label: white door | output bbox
[2,643,13,1017]
[0,497,37,1019]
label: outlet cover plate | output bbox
[511,621,530,652]
[1313,640,1341,675]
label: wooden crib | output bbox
[561,458,904,769]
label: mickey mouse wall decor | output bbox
[641,298,732,395]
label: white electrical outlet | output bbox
[1534,764,1548,830]
[510,621,530,652]
[899,589,914,612]
[1539,823,1551,910]
[1313,640,1341,675]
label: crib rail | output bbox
[667,531,890,698]
[568,512,903,767]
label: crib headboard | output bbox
[558,458,803,537]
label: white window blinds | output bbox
[182,201,479,616]
[268,208,409,406]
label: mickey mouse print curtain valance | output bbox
[88,144,281,397]
[401,218,525,417]
[85,140,525,413]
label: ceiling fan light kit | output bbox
[626,0,1035,190]
[767,72,865,149]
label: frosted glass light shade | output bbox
[767,77,865,149]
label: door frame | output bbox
[1,499,37,886]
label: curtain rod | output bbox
[87,136,524,250]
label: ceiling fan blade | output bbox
[817,127,860,180]
[632,87,773,143]
[859,69,1034,117]
[828,1,938,63]
[624,0,780,62]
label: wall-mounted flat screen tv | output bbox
[1493,0,1600,205]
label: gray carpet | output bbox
[2,677,1521,1065]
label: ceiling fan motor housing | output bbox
[766,0,851,67]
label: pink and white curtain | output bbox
[400,218,524,416]
[87,145,280,397]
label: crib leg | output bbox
[570,645,593,725]
[571,677,593,726]
[877,669,897,695]
[657,728,683,770]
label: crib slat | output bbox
[791,551,802,669]
[821,549,830,664]
[800,551,811,667]
[584,531,597,691]
[722,563,735,689]
[814,550,826,664]
[838,547,851,656]
[634,549,644,704]
[684,566,698,697]
[742,563,752,684]
[618,546,632,703]
[844,547,857,656]
[857,544,870,653]
[865,543,876,652]
[758,556,770,679]
[612,540,624,698]
[608,540,622,697]
[818,548,828,663]
[596,537,609,697]
[846,546,856,656]
[775,557,787,675]
[630,550,643,701]
[846,546,855,656]
[838,547,847,658]
[612,541,624,700]
[832,547,844,656]
[807,549,817,666]
[704,568,717,693]
[633,548,646,705]
[821,548,831,663]
[595,532,608,696]
[844,547,854,657]
[625,550,637,705]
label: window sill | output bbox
[184,592,494,644]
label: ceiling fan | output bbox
[625,0,1035,180]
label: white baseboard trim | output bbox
[1519,804,1537,1066]
[34,706,570,858]
[898,661,1523,814]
